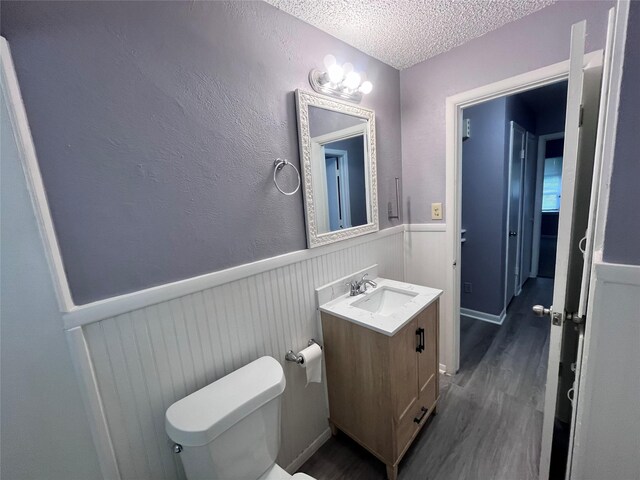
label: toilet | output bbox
[165,356,316,480]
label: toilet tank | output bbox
[166,356,286,480]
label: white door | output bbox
[324,152,351,230]
[506,122,525,306]
[536,14,613,479]
[521,131,537,286]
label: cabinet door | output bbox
[389,318,421,458]
[417,300,438,409]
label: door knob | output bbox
[532,305,551,317]
[509,231,517,236]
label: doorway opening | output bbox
[444,36,608,479]
[455,80,568,476]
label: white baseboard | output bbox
[439,363,448,375]
[285,427,332,474]
[460,307,506,325]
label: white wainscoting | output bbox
[570,259,640,480]
[403,224,452,373]
[80,229,405,480]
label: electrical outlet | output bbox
[431,202,443,220]
[464,282,472,293]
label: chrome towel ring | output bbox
[273,158,300,196]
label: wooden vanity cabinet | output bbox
[321,299,439,480]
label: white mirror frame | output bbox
[295,89,378,248]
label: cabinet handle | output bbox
[414,406,428,424]
[415,328,424,352]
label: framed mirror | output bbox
[295,89,378,248]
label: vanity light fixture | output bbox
[309,54,373,103]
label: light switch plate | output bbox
[431,202,443,220]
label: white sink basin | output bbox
[318,276,443,336]
[352,287,418,316]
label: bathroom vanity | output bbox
[319,278,442,480]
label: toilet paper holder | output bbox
[285,339,322,365]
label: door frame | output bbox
[531,132,565,278]
[505,121,527,309]
[521,131,537,287]
[444,50,603,376]
[324,147,352,229]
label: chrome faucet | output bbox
[346,273,378,296]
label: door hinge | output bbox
[566,312,584,325]
[553,311,584,327]
[579,105,584,127]
[520,149,525,160]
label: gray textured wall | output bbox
[1,75,102,480]
[603,1,640,266]
[400,0,614,224]
[0,1,402,304]
[460,98,508,315]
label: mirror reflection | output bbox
[308,106,370,234]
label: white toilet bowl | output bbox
[165,356,316,480]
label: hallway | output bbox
[300,278,552,480]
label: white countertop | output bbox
[319,277,443,336]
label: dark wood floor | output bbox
[299,278,552,480]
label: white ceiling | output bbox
[264,0,556,70]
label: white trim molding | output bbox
[531,131,565,278]
[65,327,121,480]
[0,36,74,312]
[405,223,447,232]
[460,308,506,326]
[63,225,405,328]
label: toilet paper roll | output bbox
[299,343,322,386]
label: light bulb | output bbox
[323,54,336,70]
[359,81,373,94]
[342,63,354,76]
[344,71,361,90]
[327,64,344,84]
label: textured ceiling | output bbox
[264,0,556,70]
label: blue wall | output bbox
[604,0,640,266]
[461,93,537,316]
[461,98,508,316]
[0,1,402,304]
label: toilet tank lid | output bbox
[165,356,285,447]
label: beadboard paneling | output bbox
[83,231,404,480]
[570,261,640,480]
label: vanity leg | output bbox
[329,421,338,437]
[386,464,398,480]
